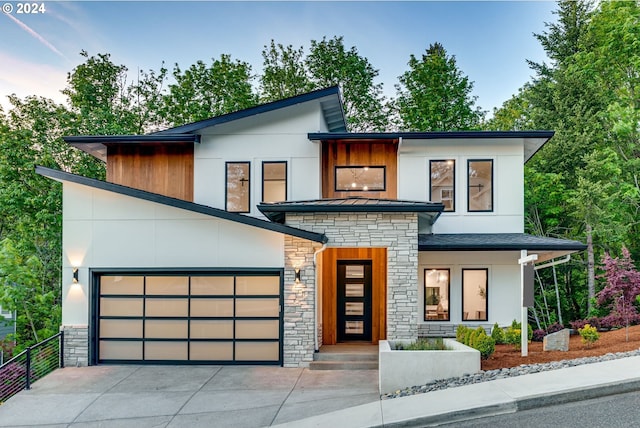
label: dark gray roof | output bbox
[36,166,328,244]
[155,86,346,135]
[259,197,444,223]
[308,130,554,163]
[419,233,586,251]
[63,134,200,162]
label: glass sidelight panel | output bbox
[345,284,364,297]
[345,302,364,316]
[235,342,279,361]
[100,297,143,317]
[345,321,364,335]
[236,320,279,339]
[145,320,188,339]
[100,276,144,295]
[191,276,234,295]
[99,341,142,360]
[145,342,188,360]
[190,342,233,360]
[236,298,279,317]
[146,276,188,295]
[236,276,280,295]
[190,320,234,339]
[100,319,142,338]
[145,298,188,317]
[190,298,234,317]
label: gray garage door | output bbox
[94,271,282,364]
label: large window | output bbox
[335,166,385,192]
[226,162,250,213]
[424,269,450,321]
[262,161,287,203]
[430,160,455,211]
[467,160,493,212]
[462,269,488,321]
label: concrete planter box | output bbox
[379,339,481,394]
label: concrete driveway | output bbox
[0,365,379,427]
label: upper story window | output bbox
[335,166,385,192]
[430,160,455,211]
[467,160,493,212]
[262,161,287,203]
[0,306,12,320]
[226,162,250,213]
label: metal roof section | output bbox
[36,166,328,244]
[258,197,444,224]
[307,130,554,163]
[418,233,587,252]
[154,86,347,135]
[63,134,200,162]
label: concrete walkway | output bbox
[1,356,640,427]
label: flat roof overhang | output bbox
[63,134,201,162]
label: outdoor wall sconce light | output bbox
[294,268,301,283]
[72,268,79,284]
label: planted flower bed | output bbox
[378,338,480,394]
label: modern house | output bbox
[37,86,586,368]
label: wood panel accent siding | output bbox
[106,143,194,201]
[321,247,387,345]
[321,140,398,199]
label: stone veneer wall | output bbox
[284,212,418,367]
[61,325,88,367]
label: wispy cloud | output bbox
[4,13,69,61]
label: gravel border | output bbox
[381,349,640,399]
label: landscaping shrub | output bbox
[546,322,565,334]
[491,323,505,344]
[394,338,450,351]
[504,327,522,350]
[475,334,495,360]
[532,329,547,342]
[578,323,600,348]
[453,325,495,359]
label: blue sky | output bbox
[0,1,557,117]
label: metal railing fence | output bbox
[0,331,63,403]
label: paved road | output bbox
[443,390,640,428]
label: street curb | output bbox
[516,378,640,411]
[382,402,517,427]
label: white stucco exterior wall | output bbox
[193,102,326,216]
[418,251,521,333]
[61,182,285,326]
[398,140,525,233]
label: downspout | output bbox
[313,243,327,352]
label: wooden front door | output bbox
[336,261,372,342]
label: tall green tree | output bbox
[395,42,484,131]
[260,40,313,103]
[161,55,258,127]
[306,36,387,132]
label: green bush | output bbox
[454,325,495,359]
[475,334,496,360]
[504,327,522,350]
[509,320,533,340]
[578,323,600,348]
[491,323,505,344]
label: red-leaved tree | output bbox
[596,248,640,327]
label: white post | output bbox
[518,251,538,357]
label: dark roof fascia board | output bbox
[418,233,586,252]
[258,200,444,223]
[154,86,345,135]
[308,130,555,140]
[36,166,327,244]
[63,135,201,144]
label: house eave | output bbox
[36,166,328,244]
